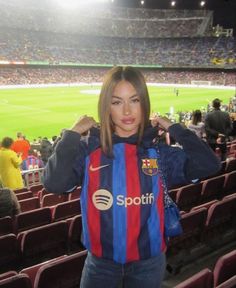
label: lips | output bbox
[121,118,135,124]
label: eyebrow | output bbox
[111,94,139,99]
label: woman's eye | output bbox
[111,100,121,105]
[132,98,140,103]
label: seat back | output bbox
[0,234,19,273]
[41,194,68,207]
[16,191,34,201]
[0,273,32,288]
[176,182,202,211]
[223,171,236,196]
[215,275,236,288]
[18,221,68,266]
[15,207,52,233]
[201,175,225,202]
[34,250,87,288]
[68,214,84,252]
[19,197,40,213]
[0,217,13,236]
[53,199,81,222]
[68,187,81,201]
[225,158,236,173]
[214,250,236,286]
[0,271,17,281]
[175,268,213,288]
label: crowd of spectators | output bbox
[0,1,212,38]
[0,67,235,86]
[0,28,235,68]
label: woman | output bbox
[188,110,206,139]
[43,66,220,288]
[0,137,24,190]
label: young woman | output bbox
[43,66,220,288]
[188,110,206,139]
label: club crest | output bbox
[141,158,158,176]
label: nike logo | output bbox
[89,164,110,172]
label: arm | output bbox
[43,116,97,194]
[168,123,221,181]
[11,152,22,168]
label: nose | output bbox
[123,102,131,115]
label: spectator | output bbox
[43,66,220,288]
[39,137,53,165]
[205,98,232,160]
[11,132,31,161]
[188,110,206,139]
[0,187,21,218]
[21,149,44,170]
[0,137,24,190]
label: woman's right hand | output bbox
[71,115,97,135]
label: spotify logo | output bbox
[92,189,113,211]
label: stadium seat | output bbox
[201,174,225,203]
[215,275,236,288]
[204,198,235,244]
[41,194,68,207]
[0,271,17,281]
[19,197,40,213]
[68,186,81,201]
[0,234,20,273]
[20,255,67,287]
[213,250,236,287]
[174,268,213,288]
[16,191,34,201]
[29,184,44,196]
[191,200,219,212]
[14,188,29,194]
[33,250,87,288]
[68,214,84,252]
[175,182,202,211]
[0,216,14,236]
[168,208,207,256]
[17,221,68,266]
[223,171,236,196]
[14,207,52,233]
[0,273,32,288]
[225,158,236,173]
[52,199,81,222]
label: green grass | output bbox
[0,85,234,141]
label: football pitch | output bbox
[0,85,234,141]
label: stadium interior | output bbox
[0,0,236,287]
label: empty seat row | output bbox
[0,198,81,236]
[0,215,84,273]
[175,249,236,288]
[0,250,87,288]
[169,171,236,211]
[167,194,236,259]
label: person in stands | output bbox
[0,137,24,190]
[11,132,31,162]
[43,66,220,288]
[0,187,21,218]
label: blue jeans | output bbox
[80,252,166,288]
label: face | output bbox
[110,80,142,137]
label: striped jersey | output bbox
[80,142,165,264]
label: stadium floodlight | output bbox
[140,0,145,5]
[200,1,206,7]
[171,1,176,7]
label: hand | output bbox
[151,115,173,131]
[71,115,97,135]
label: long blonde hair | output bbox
[98,66,150,156]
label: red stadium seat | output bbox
[174,268,213,288]
[201,174,225,203]
[19,197,40,213]
[0,271,17,281]
[33,250,87,288]
[176,182,202,211]
[213,250,236,287]
[0,274,32,288]
[41,194,68,207]
[52,199,81,222]
[16,191,34,201]
[0,234,20,273]
[0,216,14,236]
[215,275,236,288]
[17,221,68,266]
[223,171,236,197]
[14,207,52,233]
[68,214,85,252]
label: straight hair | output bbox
[98,66,150,156]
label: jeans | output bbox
[80,252,166,288]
